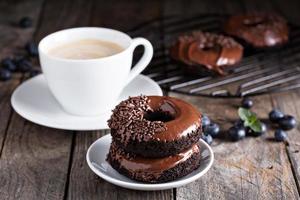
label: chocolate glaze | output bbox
[108,95,202,145]
[170,36,195,65]
[224,13,289,48]
[147,96,201,141]
[107,142,200,177]
[170,31,243,75]
[108,96,167,145]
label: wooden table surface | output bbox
[1,0,300,199]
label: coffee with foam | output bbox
[48,39,124,59]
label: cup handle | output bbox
[125,37,153,85]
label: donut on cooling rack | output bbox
[224,13,289,48]
[169,31,243,75]
[107,95,202,158]
[106,142,201,183]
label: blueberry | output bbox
[0,69,12,81]
[234,119,244,128]
[25,42,38,57]
[241,98,253,109]
[269,109,284,123]
[245,127,253,135]
[279,115,297,130]
[16,58,32,72]
[228,126,246,141]
[274,129,287,142]
[19,17,32,28]
[202,134,213,145]
[202,115,211,128]
[251,122,267,137]
[204,123,220,138]
[1,58,17,72]
[29,68,41,77]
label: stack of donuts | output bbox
[170,12,289,75]
[106,95,203,183]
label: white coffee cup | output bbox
[38,27,153,116]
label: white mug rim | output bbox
[38,27,133,62]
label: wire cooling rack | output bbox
[128,14,300,97]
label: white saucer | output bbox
[11,74,163,130]
[86,134,214,191]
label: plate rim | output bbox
[11,74,163,131]
[86,134,214,191]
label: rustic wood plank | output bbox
[0,0,43,157]
[164,0,300,199]
[245,0,300,193]
[33,0,94,42]
[270,90,300,192]
[0,1,41,57]
[0,80,18,154]
[0,114,73,200]
[89,0,161,31]
[271,0,300,191]
[0,0,94,199]
[66,1,173,199]
[68,130,173,200]
[169,93,300,200]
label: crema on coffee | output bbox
[48,39,124,59]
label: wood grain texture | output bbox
[0,80,18,154]
[269,0,300,192]
[34,0,94,42]
[271,91,300,192]
[0,114,73,200]
[0,0,41,57]
[169,93,299,200]
[67,130,173,200]
[0,0,43,156]
[244,0,300,194]
[0,0,83,199]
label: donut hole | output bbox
[243,18,265,27]
[201,44,221,52]
[202,46,215,51]
[144,110,175,122]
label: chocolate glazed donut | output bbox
[108,95,202,158]
[224,13,289,48]
[170,31,243,75]
[107,142,201,183]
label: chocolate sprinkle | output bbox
[108,95,167,145]
[191,31,241,48]
[170,31,243,75]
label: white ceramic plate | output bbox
[11,74,162,130]
[86,134,214,191]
